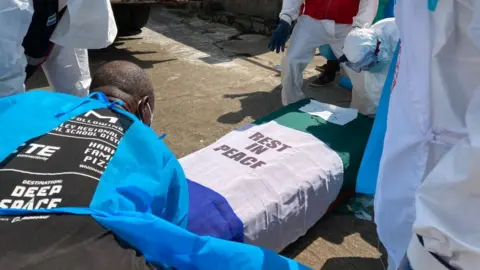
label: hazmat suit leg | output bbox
[374,0,432,268]
[0,0,34,97]
[330,39,371,114]
[42,46,91,97]
[281,15,351,106]
[406,1,480,269]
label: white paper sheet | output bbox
[299,100,358,125]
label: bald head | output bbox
[90,61,155,110]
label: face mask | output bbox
[346,50,380,73]
[137,98,153,127]
[146,102,154,126]
[366,60,387,73]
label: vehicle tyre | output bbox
[130,4,151,30]
[112,4,151,34]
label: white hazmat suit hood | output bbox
[342,18,399,111]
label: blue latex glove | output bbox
[428,0,438,11]
[268,20,291,53]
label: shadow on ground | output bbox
[321,257,385,270]
[282,214,379,257]
[282,214,386,270]
[217,86,282,124]
[26,36,175,90]
[217,75,352,124]
[88,37,177,71]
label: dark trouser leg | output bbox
[310,60,339,87]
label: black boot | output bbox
[310,60,340,87]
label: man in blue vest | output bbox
[0,61,308,270]
[0,61,172,269]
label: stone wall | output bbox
[223,0,281,21]
[186,0,281,35]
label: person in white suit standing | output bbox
[375,0,480,269]
[0,0,117,97]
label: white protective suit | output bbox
[342,18,399,112]
[280,0,379,115]
[0,0,117,97]
[375,0,480,269]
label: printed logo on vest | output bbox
[47,14,57,26]
[84,110,119,124]
[0,180,63,211]
[12,143,60,162]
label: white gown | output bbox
[0,0,117,97]
[375,0,480,268]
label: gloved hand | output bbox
[268,19,291,53]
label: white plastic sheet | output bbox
[299,100,358,126]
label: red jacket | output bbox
[301,0,360,25]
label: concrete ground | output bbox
[27,7,385,270]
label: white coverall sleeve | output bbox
[279,0,304,25]
[0,0,33,97]
[408,2,480,269]
[353,0,379,28]
[42,47,91,97]
[50,0,117,49]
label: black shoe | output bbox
[315,64,328,72]
[310,73,335,87]
[316,64,341,75]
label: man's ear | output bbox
[138,96,153,126]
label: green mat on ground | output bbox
[254,99,374,191]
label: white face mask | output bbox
[136,98,154,126]
[146,102,154,126]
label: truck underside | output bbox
[110,0,187,33]
[111,4,152,33]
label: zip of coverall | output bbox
[0,0,34,97]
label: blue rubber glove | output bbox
[268,19,291,53]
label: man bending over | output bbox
[0,61,307,270]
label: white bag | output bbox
[50,0,117,49]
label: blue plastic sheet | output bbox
[339,76,353,91]
[356,41,401,195]
[318,44,337,61]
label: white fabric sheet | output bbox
[180,121,344,251]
